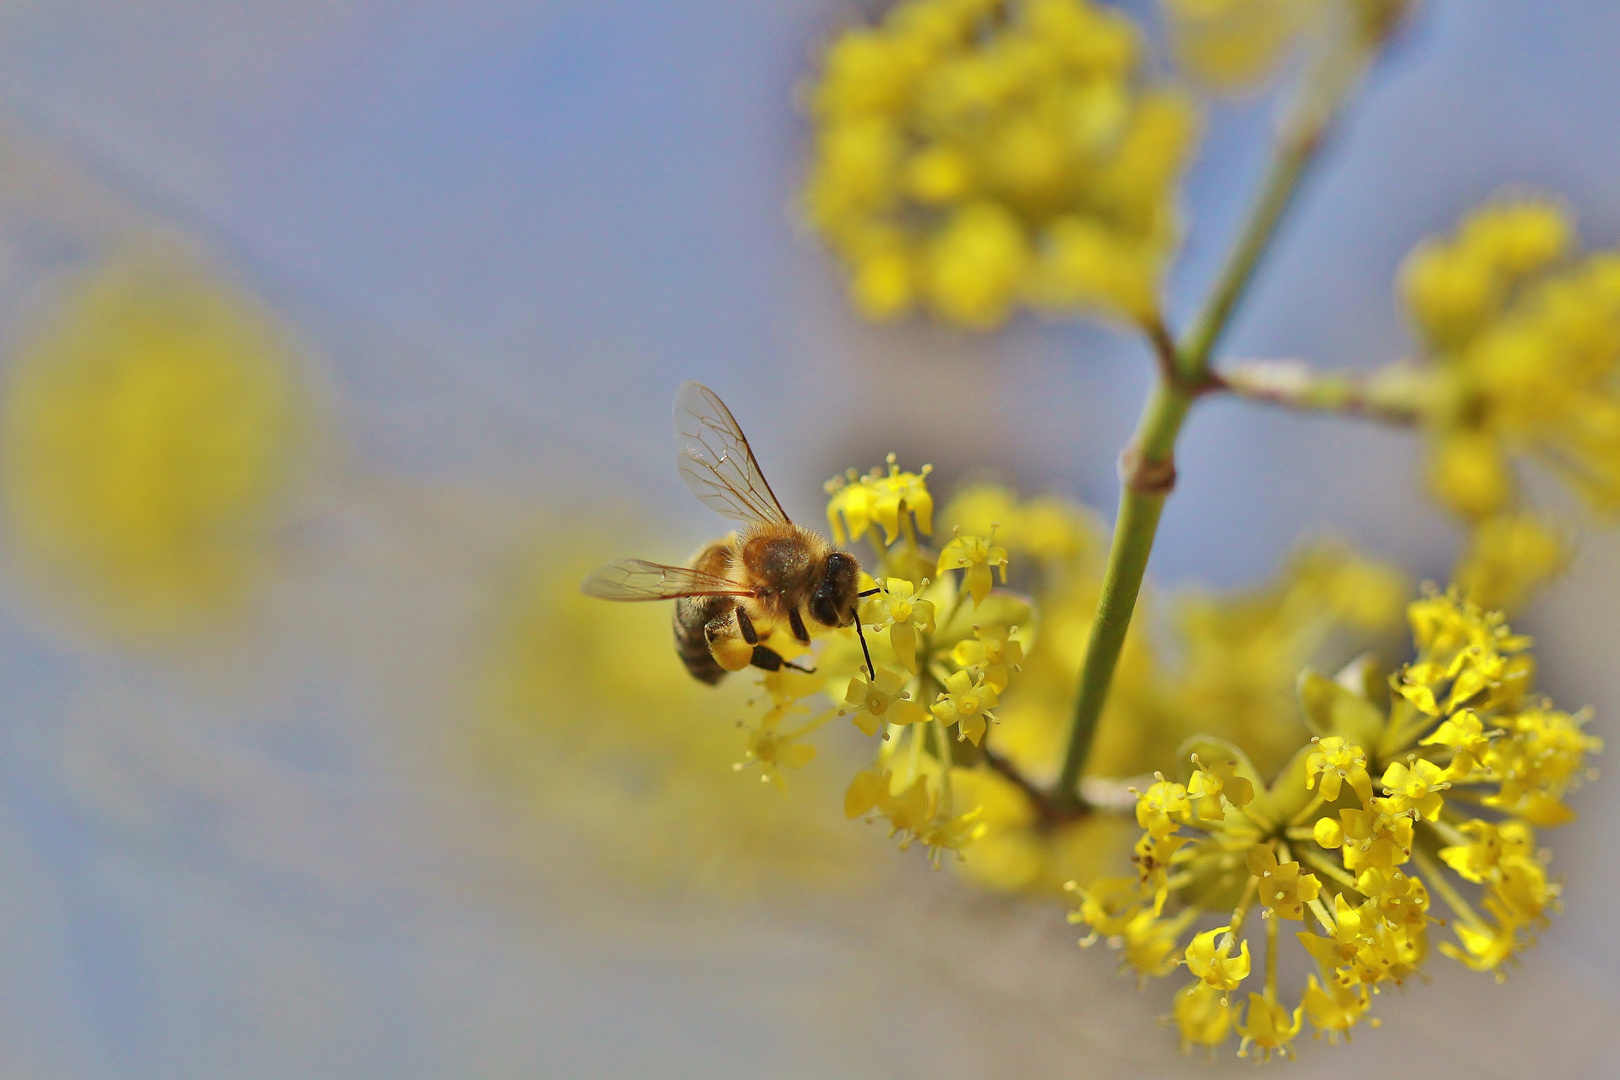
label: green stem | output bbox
[1051,17,1399,807]
[1055,379,1192,803]
[1179,127,1318,378]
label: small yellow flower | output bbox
[824,469,879,545]
[1120,906,1195,979]
[1234,992,1303,1062]
[917,805,988,863]
[844,766,894,819]
[1438,818,1531,884]
[1135,775,1192,839]
[1304,736,1373,805]
[937,528,1009,605]
[1420,708,1494,778]
[1303,975,1373,1037]
[1183,927,1251,992]
[1186,753,1254,821]
[1397,587,1530,716]
[1246,844,1320,921]
[1068,875,1159,940]
[1334,808,1415,874]
[862,577,937,672]
[1171,980,1235,1055]
[1438,916,1521,978]
[1296,892,1368,970]
[1375,758,1449,821]
[1061,583,1593,1055]
[1491,857,1555,925]
[843,667,928,736]
[882,775,935,841]
[734,705,820,794]
[950,623,1024,692]
[1133,830,1193,898]
[930,668,999,745]
[824,456,933,545]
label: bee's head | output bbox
[809,551,860,628]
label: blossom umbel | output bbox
[1068,588,1598,1056]
[803,0,1198,327]
[1401,196,1620,518]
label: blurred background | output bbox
[0,1,1618,1076]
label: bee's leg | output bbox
[749,645,816,676]
[748,645,784,672]
[736,607,760,645]
[788,608,811,645]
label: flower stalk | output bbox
[1055,16,1404,805]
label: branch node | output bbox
[1120,448,1177,495]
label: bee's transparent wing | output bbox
[581,558,755,601]
[674,381,790,526]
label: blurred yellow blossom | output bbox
[1171,980,1235,1055]
[1162,542,1407,771]
[804,0,1199,327]
[1400,195,1620,518]
[1234,992,1303,1062]
[734,702,829,794]
[0,255,318,637]
[1161,0,1323,91]
[1453,513,1570,613]
[475,537,869,894]
[937,528,1009,604]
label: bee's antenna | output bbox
[853,588,880,679]
[854,617,875,681]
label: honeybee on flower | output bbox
[583,383,879,684]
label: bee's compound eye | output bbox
[811,552,859,626]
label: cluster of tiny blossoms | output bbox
[1400,196,1620,519]
[1069,589,1600,1059]
[732,457,1028,865]
[803,0,1197,328]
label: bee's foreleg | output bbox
[736,607,760,645]
[788,608,811,645]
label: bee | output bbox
[582,382,874,684]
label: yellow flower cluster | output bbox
[1069,589,1598,1058]
[817,460,1028,863]
[803,0,1199,327]
[1401,196,1620,520]
[759,471,1410,894]
[1451,512,1569,615]
[0,255,318,638]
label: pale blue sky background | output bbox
[2,2,1620,1077]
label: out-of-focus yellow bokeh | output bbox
[1,255,320,639]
